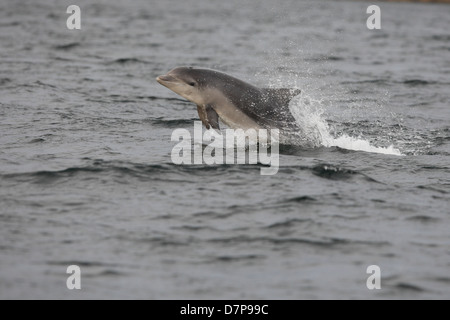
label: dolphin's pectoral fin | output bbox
[197,105,220,130]
[205,105,220,130]
[197,105,211,130]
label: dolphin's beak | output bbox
[156,74,177,85]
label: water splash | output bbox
[289,93,403,156]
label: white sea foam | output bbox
[289,93,403,156]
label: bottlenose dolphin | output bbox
[156,67,302,139]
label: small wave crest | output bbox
[288,93,403,156]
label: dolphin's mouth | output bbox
[156,74,178,85]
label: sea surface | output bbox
[0,0,449,299]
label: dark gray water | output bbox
[0,0,449,299]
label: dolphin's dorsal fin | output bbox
[261,88,301,107]
[197,104,220,130]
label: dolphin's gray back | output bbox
[194,69,301,131]
[225,84,301,131]
[245,88,301,129]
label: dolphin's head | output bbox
[156,67,208,105]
